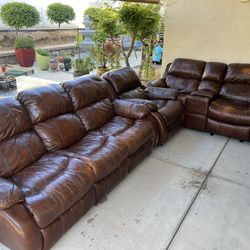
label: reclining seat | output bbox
[17,83,133,204]
[0,98,95,250]
[61,75,158,192]
[102,67,184,144]
[185,62,227,131]
[147,58,207,105]
[207,63,250,140]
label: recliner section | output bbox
[147,58,250,140]
[103,67,184,144]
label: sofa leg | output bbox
[239,140,244,143]
[210,133,214,136]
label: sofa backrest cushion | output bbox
[103,67,142,95]
[220,64,250,103]
[199,62,227,93]
[17,85,86,152]
[62,75,114,131]
[0,98,46,177]
[167,58,206,93]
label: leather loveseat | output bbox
[147,58,250,141]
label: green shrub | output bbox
[46,3,75,27]
[0,2,40,37]
[15,37,35,49]
[36,49,49,57]
[73,56,95,73]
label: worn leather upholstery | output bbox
[206,64,250,139]
[62,75,156,197]
[103,67,184,145]
[1,58,250,250]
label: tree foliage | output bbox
[46,3,75,28]
[85,3,161,67]
[0,2,40,36]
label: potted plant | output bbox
[36,49,50,70]
[63,51,72,71]
[15,37,35,67]
[91,45,110,76]
[72,56,95,77]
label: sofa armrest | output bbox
[122,98,158,111]
[145,87,178,100]
[0,177,24,210]
[113,99,152,119]
[191,90,217,99]
[145,78,166,88]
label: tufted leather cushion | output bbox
[17,84,73,124]
[98,116,154,155]
[62,75,109,110]
[0,98,46,177]
[119,87,148,99]
[12,155,94,228]
[0,131,46,177]
[123,99,158,111]
[168,58,206,80]
[0,98,31,141]
[208,99,250,126]
[166,75,200,93]
[199,62,227,94]
[103,67,141,95]
[145,87,178,100]
[76,99,114,131]
[113,99,151,119]
[220,64,250,103]
[34,114,86,152]
[220,83,250,103]
[202,62,227,83]
[0,177,24,210]
[56,134,128,182]
[225,63,250,84]
[18,85,86,151]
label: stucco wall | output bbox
[162,0,250,73]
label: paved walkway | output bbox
[1,128,249,250]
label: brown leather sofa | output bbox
[148,58,250,141]
[103,67,184,144]
[0,59,249,250]
[0,75,159,250]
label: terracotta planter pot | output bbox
[96,67,110,76]
[15,48,35,67]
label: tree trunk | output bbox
[15,28,18,38]
[139,40,146,78]
[124,55,130,67]
[58,23,61,43]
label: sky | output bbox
[0,0,100,28]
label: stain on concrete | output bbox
[114,234,118,238]
[135,219,140,224]
[87,218,95,223]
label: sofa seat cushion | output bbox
[209,99,250,126]
[12,155,94,229]
[95,116,154,155]
[158,100,184,127]
[151,99,168,109]
[56,134,128,182]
